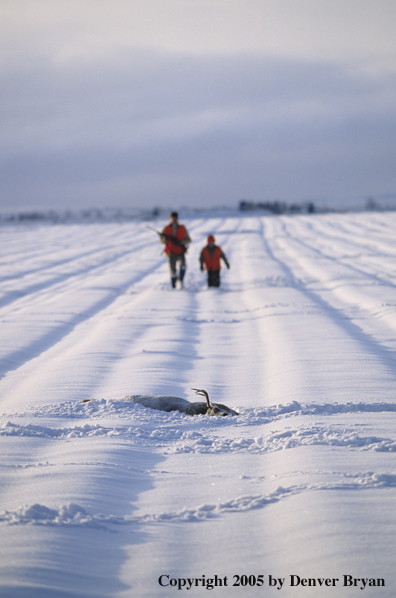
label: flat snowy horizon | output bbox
[1,211,396,597]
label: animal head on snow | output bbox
[190,388,238,416]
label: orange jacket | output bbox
[201,245,223,271]
[162,224,189,255]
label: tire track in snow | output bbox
[280,216,396,291]
[271,217,396,356]
[135,471,396,523]
[321,213,396,255]
[277,217,396,290]
[262,217,396,385]
[179,215,271,406]
[0,260,166,382]
[0,234,156,312]
[2,471,396,528]
[0,223,180,388]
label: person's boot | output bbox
[171,276,177,288]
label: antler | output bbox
[191,388,211,408]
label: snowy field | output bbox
[1,211,396,597]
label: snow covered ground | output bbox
[1,211,396,597]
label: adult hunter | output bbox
[160,212,191,288]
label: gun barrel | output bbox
[146,225,186,249]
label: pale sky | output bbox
[1,0,395,211]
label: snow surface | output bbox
[1,211,396,597]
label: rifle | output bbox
[146,225,188,252]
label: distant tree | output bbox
[365,197,379,211]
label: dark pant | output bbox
[207,269,220,287]
[167,253,186,287]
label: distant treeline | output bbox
[0,208,151,224]
[1,197,393,225]
[239,200,315,214]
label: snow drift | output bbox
[1,211,396,597]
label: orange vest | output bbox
[202,246,222,270]
[163,224,187,254]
